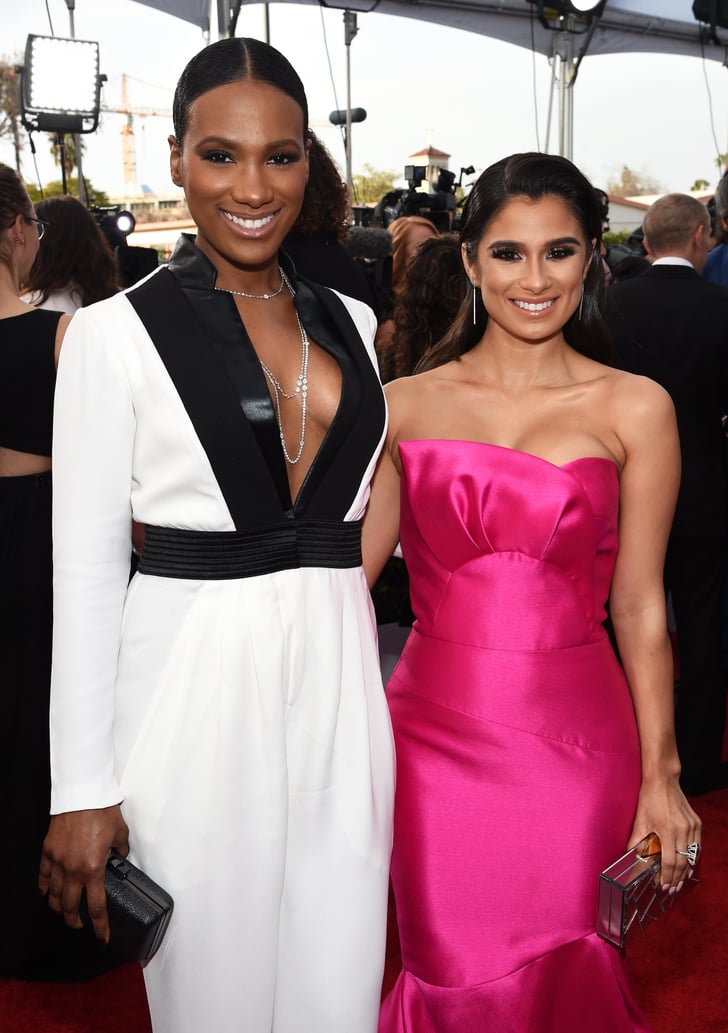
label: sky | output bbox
[2,0,728,202]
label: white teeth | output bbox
[222,210,274,230]
[513,299,554,312]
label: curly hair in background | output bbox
[293,133,350,243]
[22,194,120,309]
[380,234,466,382]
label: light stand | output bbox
[18,32,102,197]
[529,1,607,160]
[343,10,358,202]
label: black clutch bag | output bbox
[82,850,174,964]
[596,832,698,948]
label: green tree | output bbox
[49,133,85,181]
[691,178,710,192]
[351,163,397,205]
[603,229,633,249]
[27,179,110,206]
[607,165,663,197]
[0,57,23,172]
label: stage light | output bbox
[20,34,102,134]
[527,1,606,24]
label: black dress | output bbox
[0,309,116,979]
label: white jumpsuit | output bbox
[49,238,395,1033]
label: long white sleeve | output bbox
[50,304,135,813]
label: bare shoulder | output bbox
[604,366,674,419]
[385,364,449,406]
[602,367,676,454]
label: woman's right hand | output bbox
[39,805,130,944]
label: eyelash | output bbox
[200,150,301,166]
[490,246,577,262]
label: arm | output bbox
[53,313,72,369]
[609,375,701,889]
[361,382,404,588]
[40,304,135,939]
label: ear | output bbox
[304,135,311,183]
[461,241,477,286]
[12,213,25,245]
[168,135,183,188]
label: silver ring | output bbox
[675,842,700,866]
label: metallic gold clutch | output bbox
[596,832,698,948]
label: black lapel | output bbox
[295,279,386,519]
[127,268,285,530]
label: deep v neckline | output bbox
[127,259,384,529]
[224,290,346,515]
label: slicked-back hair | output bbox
[172,37,309,147]
[420,152,611,372]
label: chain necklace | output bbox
[258,271,309,465]
[214,266,285,300]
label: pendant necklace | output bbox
[257,270,309,465]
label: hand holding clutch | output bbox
[597,832,698,948]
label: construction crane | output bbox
[101,74,171,189]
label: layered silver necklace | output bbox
[258,272,309,466]
[215,268,309,465]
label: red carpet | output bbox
[2,788,726,1032]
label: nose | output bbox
[519,257,550,294]
[230,160,274,209]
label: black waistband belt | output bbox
[137,519,363,580]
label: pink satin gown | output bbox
[379,440,652,1033]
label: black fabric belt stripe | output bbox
[137,519,363,580]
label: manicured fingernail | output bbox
[677,881,684,892]
[662,884,670,892]
[668,886,677,896]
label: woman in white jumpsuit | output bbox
[39,38,394,1033]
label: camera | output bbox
[375,165,457,232]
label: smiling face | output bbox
[463,194,594,346]
[169,78,309,279]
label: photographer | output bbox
[375,164,456,233]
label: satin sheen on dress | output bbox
[380,440,652,1033]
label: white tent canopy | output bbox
[130,0,728,62]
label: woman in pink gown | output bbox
[363,153,701,1033]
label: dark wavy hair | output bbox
[292,134,349,243]
[419,152,611,372]
[22,195,120,307]
[172,37,309,146]
[380,234,467,381]
[0,162,33,268]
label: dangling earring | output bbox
[472,282,478,325]
[578,283,584,321]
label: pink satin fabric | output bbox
[380,441,652,1033]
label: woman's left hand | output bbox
[628,775,702,892]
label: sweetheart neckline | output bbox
[398,439,619,475]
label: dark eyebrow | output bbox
[487,236,583,251]
[195,135,303,151]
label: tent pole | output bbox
[343,10,358,206]
[64,0,87,203]
[556,17,575,161]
